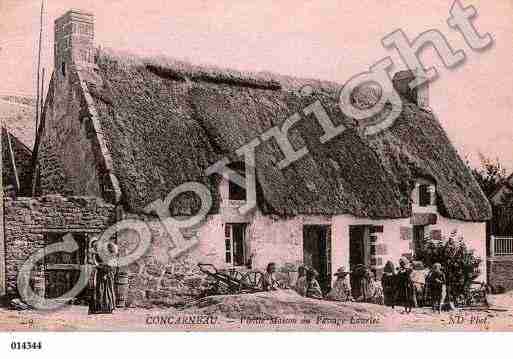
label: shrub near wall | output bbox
[414,232,482,300]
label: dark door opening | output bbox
[44,232,90,302]
[303,225,332,293]
[349,225,372,298]
[349,225,371,269]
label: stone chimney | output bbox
[392,69,429,110]
[54,10,94,77]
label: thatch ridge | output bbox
[86,49,491,221]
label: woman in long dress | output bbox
[381,261,396,307]
[395,257,416,313]
[89,240,118,314]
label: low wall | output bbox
[488,256,513,292]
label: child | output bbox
[262,262,279,291]
[295,265,308,296]
[426,262,446,313]
[305,268,323,299]
[327,267,352,302]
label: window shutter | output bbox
[400,226,413,241]
[225,224,232,264]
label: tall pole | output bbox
[35,0,44,143]
[0,123,4,296]
[0,43,3,296]
[40,68,45,125]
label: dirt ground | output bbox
[2,290,513,331]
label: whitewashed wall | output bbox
[191,177,487,282]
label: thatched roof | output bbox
[84,49,491,221]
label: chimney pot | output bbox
[392,69,429,110]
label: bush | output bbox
[414,231,482,301]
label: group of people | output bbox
[261,262,325,299]
[262,262,323,299]
[261,262,356,302]
[261,257,447,313]
[382,257,447,313]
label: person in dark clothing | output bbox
[89,240,118,315]
[395,257,415,313]
[426,262,446,313]
[381,260,396,307]
[360,268,375,302]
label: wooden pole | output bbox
[34,0,44,143]
[0,124,5,296]
[40,68,45,124]
[5,131,20,192]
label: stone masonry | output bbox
[488,257,513,292]
[3,195,115,297]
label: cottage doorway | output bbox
[349,225,371,269]
[43,232,91,302]
[303,225,332,293]
[349,225,372,298]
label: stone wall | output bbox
[116,212,209,308]
[2,195,115,297]
[488,257,513,292]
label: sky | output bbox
[1,0,512,171]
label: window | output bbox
[61,62,66,76]
[224,223,247,266]
[228,162,246,201]
[418,184,431,207]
